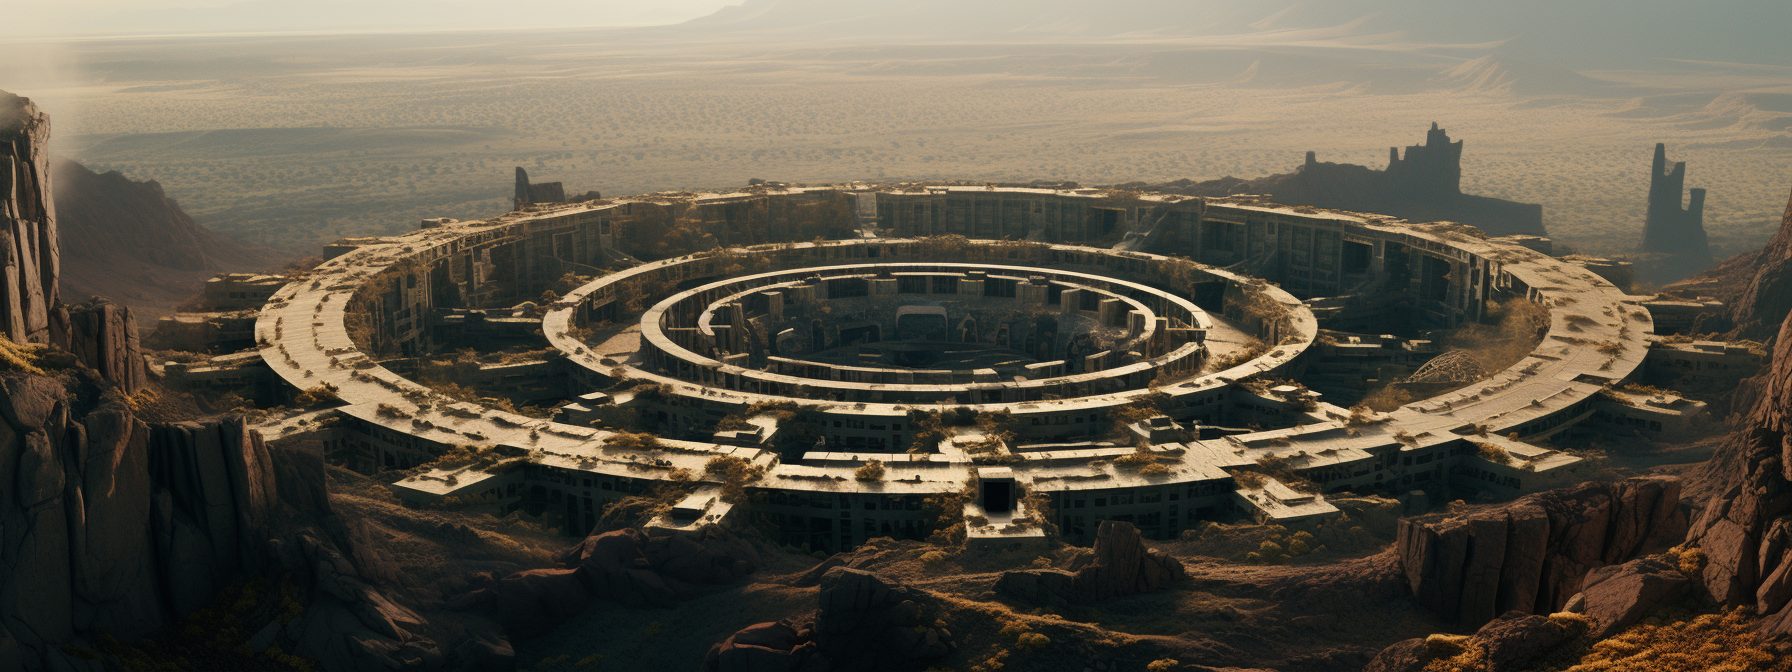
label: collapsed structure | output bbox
[200,178,1748,553]
[1637,143,1715,284]
[1153,124,1547,238]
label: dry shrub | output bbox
[1442,298,1549,380]
[1361,384,1414,412]
[1346,404,1383,427]
[1114,449,1160,470]
[1208,337,1269,372]
[606,431,665,452]
[1231,470,1267,489]
[295,384,342,408]
[854,460,886,482]
[1544,608,1790,672]
[1475,443,1514,465]
[703,455,765,502]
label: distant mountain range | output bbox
[684,0,1791,69]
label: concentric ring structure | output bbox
[256,186,1652,550]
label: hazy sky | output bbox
[1,0,738,39]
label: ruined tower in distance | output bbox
[1637,144,1713,284]
[1385,122,1464,198]
[514,166,567,209]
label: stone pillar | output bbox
[1019,276,1049,306]
[0,90,62,346]
[1098,298,1125,327]
[1060,288,1084,316]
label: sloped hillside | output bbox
[53,157,286,319]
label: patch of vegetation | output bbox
[704,455,766,502]
[1475,442,1515,465]
[854,460,886,482]
[294,383,342,408]
[606,431,665,452]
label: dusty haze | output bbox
[1,0,1789,261]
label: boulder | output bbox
[1577,557,1692,639]
[1361,638,1432,672]
[703,619,826,672]
[1473,612,1579,671]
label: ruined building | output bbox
[1150,124,1546,238]
[514,166,566,208]
[1637,143,1714,285]
[514,166,604,209]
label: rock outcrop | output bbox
[704,567,956,672]
[1395,477,1687,628]
[1569,555,1692,639]
[56,297,145,393]
[52,157,281,320]
[1719,185,1792,340]
[1365,611,1584,672]
[1686,291,1792,636]
[0,91,63,345]
[464,524,760,637]
[0,365,481,670]
[994,520,1185,605]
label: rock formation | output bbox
[1144,124,1546,238]
[0,366,474,670]
[1709,185,1792,340]
[1366,554,1694,672]
[0,89,480,671]
[1686,311,1792,636]
[994,520,1185,605]
[52,157,281,319]
[1570,555,1693,639]
[1365,611,1585,672]
[58,297,146,394]
[1395,477,1687,628]
[704,567,956,672]
[1636,143,1714,285]
[0,91,63,345]
[463,524,760,637]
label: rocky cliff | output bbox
[1718,186,1792,340]
[1686,293,1792,636]
[1394,477,1687,628]
[52,157,282,320]
[0,364,488,670]
[0,92,63,345]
